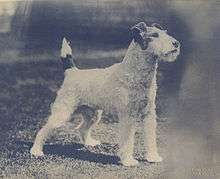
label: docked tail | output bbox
[60,37,76,70]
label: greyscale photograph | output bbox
[0,0,220,178]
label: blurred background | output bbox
[0,0,220,178]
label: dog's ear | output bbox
[131,22,151,50]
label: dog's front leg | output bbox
[118,111,138,166]
[144,115,162,163]
[143,68,162,163]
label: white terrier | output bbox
[30,22,180,166]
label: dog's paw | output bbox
[120,157,139,167]
[85,138,101,147]
[146,154,163,163]
[30,147,44,157]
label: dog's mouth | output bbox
[164,49,178,56]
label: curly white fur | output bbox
[30,22,180,166]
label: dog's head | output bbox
[131,22,180,62]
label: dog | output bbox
[30,22,180,166]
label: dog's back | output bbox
[64,63,119,89]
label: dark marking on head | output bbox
[131,22,150,50]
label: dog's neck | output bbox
[118,41,159,90]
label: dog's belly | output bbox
[78,86,120,114]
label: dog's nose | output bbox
[172,41,179,48]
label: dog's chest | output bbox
[124,63,158,118]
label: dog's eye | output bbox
[150,33,159,38]
[146,37,153,42]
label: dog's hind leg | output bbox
[79,109,103,146]
[30,75,79,157]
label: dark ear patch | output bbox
[131,27,141,43]
[131,26,150,50]
[131,22,152,50]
